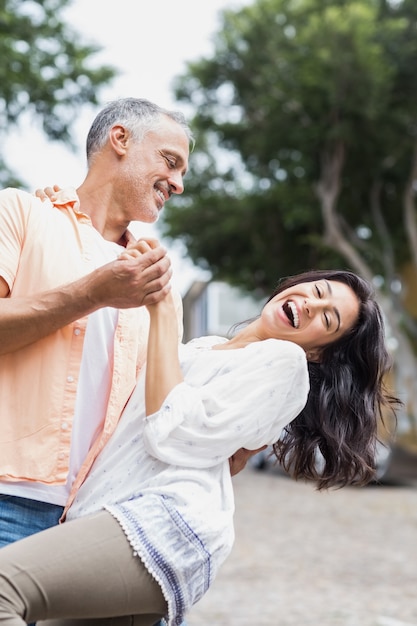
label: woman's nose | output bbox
[304,298,312,316]
[304,298,322,316]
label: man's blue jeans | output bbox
[0,495,64,626]
[0,494,64,548]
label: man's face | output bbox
[118,115,190,224]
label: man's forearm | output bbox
[0,245,173,354]
[0,275,99,354]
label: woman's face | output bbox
[260,279,360,358]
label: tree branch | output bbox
[315,141,374,281]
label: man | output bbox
[0,96,260,626]
[0,95,258,550]
[0,97,192,544]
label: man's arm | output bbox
[0,245,172,355]
[229,446,267,476]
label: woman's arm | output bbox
[145,290,184,415]
[122,240,183,416]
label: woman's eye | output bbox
[324,313,330,329]
[315,284,322,297]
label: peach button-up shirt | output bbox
[0,187,182,511]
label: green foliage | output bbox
[163,0,417,298]
[0,0,117,186]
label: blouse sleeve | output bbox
[142,338,309,468]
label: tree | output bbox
[0,0,117,187]
[163,0,417,434]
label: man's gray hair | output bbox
[86,97,194,164]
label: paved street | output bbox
[187,464,417,626]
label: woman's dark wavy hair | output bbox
[265,269,400,489]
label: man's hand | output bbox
[229,446,268,477]
[88,244,173,310]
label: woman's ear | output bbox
[306,349,321,363]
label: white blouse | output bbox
[67,336,309,626]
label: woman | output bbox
[0,254,398,626]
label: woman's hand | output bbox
[34,185,62,202]
[121,239,176,311]
[118,238,161,260]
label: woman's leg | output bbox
[0,511,167,626]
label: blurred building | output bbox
[182,280,264,342]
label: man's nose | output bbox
[168,172,184,195]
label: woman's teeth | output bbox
[284,301,299,328]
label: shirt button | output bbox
[58,453,65,460]
[74,328,81,336]
[61,422,69,430]
[67,376,74,383]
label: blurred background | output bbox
[1,0,416,623]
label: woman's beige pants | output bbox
[0,510,167,626]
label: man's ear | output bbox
[109,124,129,155]
[306,348,321,363]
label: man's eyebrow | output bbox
[325,280,341,332]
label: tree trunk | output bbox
[316,143,417,433]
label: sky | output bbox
[5,0,246,293]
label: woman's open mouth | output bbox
[283,300,299,328]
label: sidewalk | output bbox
[187,467,417,626]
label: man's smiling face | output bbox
[117,115,190,224]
